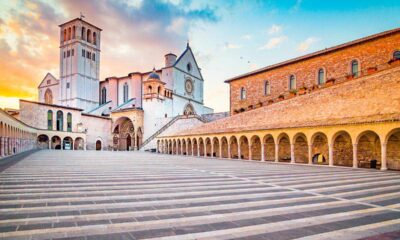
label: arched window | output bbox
[72,26,76,39]
[148,85,152,93]
[56,111,63,131]
[123,83,129,102]
[187,63,192,72]
[394,51,400,60]
[67,113,72,132]
[264,81,270,95]
[289,75,296,90]
[67,27,71,40]
[93,32,97,45]
[240,87,246,100]
[101,87,107,104]
[87,29,91,43]
[318,68,325,85]
[47,110,53,130]
[81,27,86,40]
[44,89,53,104]
[63,29,67,41]
[157,86,161,94]
[183,104,195,115]
[351,60,359,77]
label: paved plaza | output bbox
[0,151,400,240]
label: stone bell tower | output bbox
[58,17,102,112]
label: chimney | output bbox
[165,53,177,67]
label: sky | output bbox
[0,0,399,112]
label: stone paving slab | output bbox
[0,150,399,240]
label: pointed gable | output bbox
[174,46,203,80]
[38,73,59,89]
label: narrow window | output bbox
[71,49,74,56]
[87,29,91,43]
[101,87,107,104]
[264,81,270,95]
[318,68,325,85]
[67,50,70,57]
[63,51,66,58]
[394,51,400,60]
[47,110,53,130]
[351,60,359,77]
[92,53,95,61]
[56,111,63,131]
[240,87,246,100]
[72,26,76,39]
[81,27,86,40]
[67,113,72,132]
[289,75,296,90]
[82,49,85,57]
[63,29,67,41]
[66,82,70,89]
[93,32,97,45]
[68,27,71,40]
[123,83,129,102]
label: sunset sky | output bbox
[0,0,399,111]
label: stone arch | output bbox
[172,139,177,154]
[332,131,353,167]
[177,139,181,155]
[385,128,400,170]
[182,139,187,155]
[356,131,381,169]
[311,132,329,165]
[187,138,192,156]
[113,117,134,151]
[63,136,73,150]
[230,136,239,159]
[277,133,291,162]
[168,140,173,154]
[74,137,85,150]
[205,138,212,157]
[250,135,262,160]
[56,110,63,131]
[192,138,198,156]
[183,103,195,116]
[199,138,205,156]
[212,137,220,157]
[221,137,229,158]
[44,89,53,104]
[136,127,143,149]
[96,139,102,150]
[87,29,92,43]
[239,136,249,160]
[293,133,308,164]
[51,136,61,149]
[263,134,275,161]
[37,134,49,149]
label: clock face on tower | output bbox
[185,79,193,94]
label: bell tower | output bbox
[59,17,102,112]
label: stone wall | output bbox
[229,31,400,115]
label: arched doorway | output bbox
[193,139,198,156]
[386,129,400,170]
[333,131,353,167]
[113,117,134,151]
[230,136,238,159]
[51,136,61,150]
[311,133,328,165]
[199,138,205,156]
[357,131,381,169]
[250,136,261,160]
[136,127,143,150]
[74,137,84,150]
[96,140,102,151]
[187,139,192,155]
[205,138,212,157]
[182,139,187,155]
[294,133,308,164]
[263,135,275,161]
[221,137,228,158]
[37,135,49,149]
[239,136,249,160]
[63,137,73,150]
[212,137,220,157]
[278,133,291,162]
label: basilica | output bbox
[16,17,216,151]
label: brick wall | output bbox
[229,31,400,115]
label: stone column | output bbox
[329,143,334,166]
[352,144,358,168]
[185,143,188,156]
[308,144,313,164]
[248,144,252,161]
[197,144,200,157]
[261,143,265,162]
[275,144,279,162]
[381,143,387,171]
[204,144,207,157]
[0,137,3,157]
[219,144,222,159]
[191,143,194,156]
[238,144,241,160]
[228,144,231,159]
[48,140,51,150]
[290,144,295,163]
[211,143,214,158]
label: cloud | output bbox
[242,34,252,40]
[297,37,320,52]
[259,36,287,50]
[268,24,282,35]
[0,0,218,105]
[224,42,241,50]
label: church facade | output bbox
[19,17,214,151]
